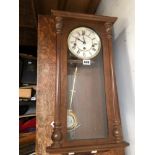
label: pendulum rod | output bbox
[69,66,78,110]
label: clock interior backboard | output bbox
[67,51,108,140]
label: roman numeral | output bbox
[88,33,91,37]
[72,46,76,49]
[89,52,92,55]
[93,43,98,45]
[72,43,77,49]
[82,30,85,35]
[92,48,96,51]
[77,32,81,36]
[83,52,86,57]
[77,50,80,54]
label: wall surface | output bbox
[96,1,135,155]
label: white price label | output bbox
[83,59,91,65]
[91,150,97,154]
[68,152,75,155]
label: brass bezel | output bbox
[67,110,78,131]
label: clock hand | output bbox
[72,36,84,43]
[77,38,84,43]
[82,30,86,44]
[82,35,86,44]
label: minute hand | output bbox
[82,35,86,44]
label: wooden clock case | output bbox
[37,10,129,155]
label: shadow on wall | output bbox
[112,29,135,155]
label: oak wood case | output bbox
[37,11,129,155]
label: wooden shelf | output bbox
[19,113,36,118]
[20,53,37,60]
[19,45,37,155]
[20,131,36,145]
[20,85,36,90]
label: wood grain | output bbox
[36,15,58,155]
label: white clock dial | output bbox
[68,27,101,59]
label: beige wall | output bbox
[96,1,135,155]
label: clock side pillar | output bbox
[104,22,123,144]
[51,16,63,148]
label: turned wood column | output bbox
[51,16,63,148]
[104,22,123,143]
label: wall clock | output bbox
[46,10,129,155]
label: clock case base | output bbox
[47,142,129,154]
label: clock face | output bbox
[68,27,101,59]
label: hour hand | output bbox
[72,36,84,43]
[77,38,84,43]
